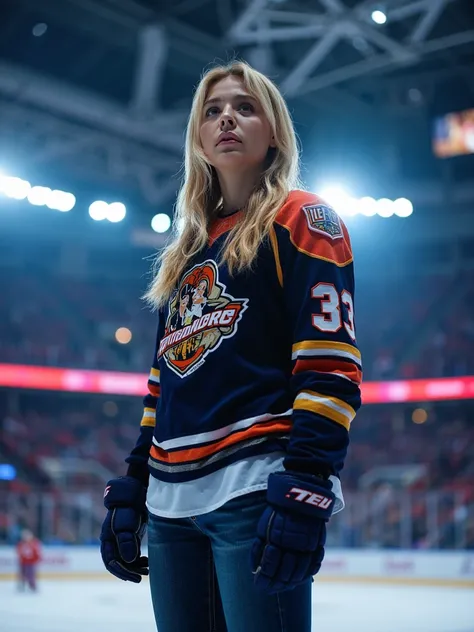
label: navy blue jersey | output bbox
[126,190,362,485]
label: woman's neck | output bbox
[218,169,260,216]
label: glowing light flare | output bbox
[371,10,387,24]
[376,198,395,218]
[412,408,428,424]
[151,213,172,233]
[320,186,355,216]
[89,201,126,222]
[115,327,132,344]
[393,197,413,217]
[0,176,31,200]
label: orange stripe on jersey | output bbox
[208,210,244,246]
[275,190,353,266]
[150,418,292,465]
[293,358,362,385]
[148,383,160,397]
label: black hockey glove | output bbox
[100,476,149,583]
[251,471,335,594]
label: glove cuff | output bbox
[103,476,147,513]
[266,471,335,520]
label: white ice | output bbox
[0,578,472,632]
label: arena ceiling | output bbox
[0,0,473,210]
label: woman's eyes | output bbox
[239,102,254,113]
[205,103,254,117]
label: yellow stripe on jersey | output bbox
[292,340,361,363]
[269,225,283,287]
[294,390,356,431]
[140,407,156,427]
[149,367,160,383]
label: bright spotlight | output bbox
[47,190,76,212]
[0,176,31,200]
[107,202,126,223]
[359,196,378,217]
[320,186,353,215]
[376,198,394,218]
[89,201,108,221]
[28,185,51,206]
[151,213,171,233]
[393,197,413,217]
[371,10,387,24]
[341,198,358,217]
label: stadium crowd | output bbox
[1,265,473,550]
[2,267,474,380]
[1,392,473,549]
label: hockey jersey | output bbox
[126,190,362,515]
[17,539,41,565]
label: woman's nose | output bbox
[220,112,235,130]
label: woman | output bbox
[100,60,362,632]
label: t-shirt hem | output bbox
[146,483,269,519]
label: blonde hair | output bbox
[144,60,301,309]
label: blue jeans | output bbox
[147,490,312,632]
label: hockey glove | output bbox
[251,471,335,594]
[100,476,149,583]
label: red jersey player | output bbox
[16,529,41,592]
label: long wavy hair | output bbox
[144,60,301,309]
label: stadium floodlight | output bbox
[89,200,109,221]
[107,202,126,223]
[28,185,52,206]
[47,190,76,212]
[376,198,394,217]
[0,175,31,200]
[320,186,354,215]
[393,197,413,218]
[371,10,387,24]
[89,200,126,222]
[151,213,172,233]
[358,196,378,217]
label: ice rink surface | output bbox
[0,578,473,632]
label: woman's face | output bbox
[199,75,275,173]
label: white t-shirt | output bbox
[146,452,344,519]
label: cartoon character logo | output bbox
[158,260,248,377]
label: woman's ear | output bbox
[269,135,276,148]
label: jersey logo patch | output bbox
[302,204,343,240]
[158,260,248,378]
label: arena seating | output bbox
[1,267,473,380]
[1,392,473,548]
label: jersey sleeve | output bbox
[272,191,362,478]
[125,317,161,485]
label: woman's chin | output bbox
[214,153,252,169]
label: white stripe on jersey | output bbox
[152,408,293,451]
[295,391,355,425]
[292,346,361,365]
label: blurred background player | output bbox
[16,528,41,592]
